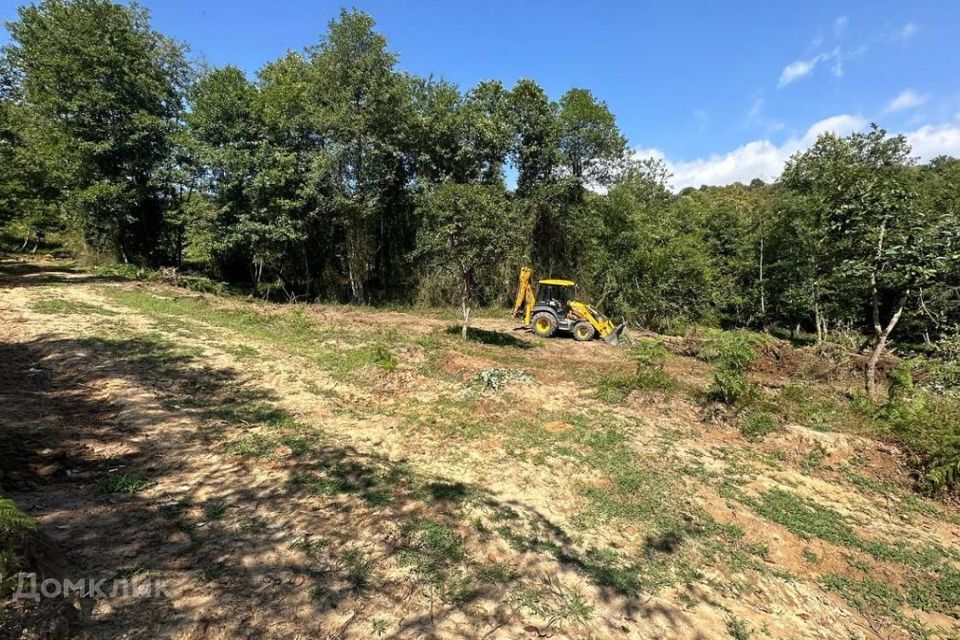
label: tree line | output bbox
[2,0,959,398]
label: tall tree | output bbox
[411,78,510,185]
[782,125,950,400]
[3,0,189,263]
[306,8,414,302]
[556,88,626,186]
[415,182,520,338]
[186,64,266,284]
[506,79,558,196]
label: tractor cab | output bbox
[536,279,576,315]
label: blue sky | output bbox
[3,0,959,188]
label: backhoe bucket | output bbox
[603,323,627,346]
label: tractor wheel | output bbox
[573,321,596,341]
[531,312,558,338]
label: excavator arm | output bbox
[512,266,536,326]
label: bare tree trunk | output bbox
[461,295,470,340]
[865,297,907,403]
[814,302,824,344]
[758,238,766,329]
[460,268,472,340]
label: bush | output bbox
[926,326,960,397]
[704,331,762,405]
[878,365,960,491]
[629,341,677,391]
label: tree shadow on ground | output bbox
[0,325,698,638]
[445,325,537,349]
[0,259,129,290]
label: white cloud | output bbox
[900,22,919,40]
[884,89,927,113]
[906,124,960,159]
[778,57,820,87]
[778,48,844,87]
[634,116,960,191]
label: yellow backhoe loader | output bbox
[512,266,626,345]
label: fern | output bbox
[924,457,960,490]
[0,498,37,538]
[0,498,36,590]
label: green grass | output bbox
[202,500,227,520]
[341,547,375,590]
[822,574,902,619]
[31,297,117,315]
[905,565,960,616]
[96,473,150,494]
[104,289,403,377]
[740,411,780,442]
[594,342,678,402]
[399,518,467,585]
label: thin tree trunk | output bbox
[461,295,470,340]
[865,297,907,402]
[814,302,824,344]
[758,238,766,328]
[460,268,472,340]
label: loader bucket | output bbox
[603,323,627,346]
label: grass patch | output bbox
[96,473,149,494]
[822,574,902,619]
[1,497,37,600]
[341,547,374,591]
[103,290,403,377]
[202,500,227,520]
[31,297,117,316]
[739,411,780,442]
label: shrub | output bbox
[595,341,676,402]
[475,368,533,391]
[629,341,677,391]
[879,366,960,491]
[704,331,761,405]
[926,326,960,397]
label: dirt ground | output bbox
[1,256,958,640]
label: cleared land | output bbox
[1,256,958,640]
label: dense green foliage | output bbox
[0,497,36,596]
[2,0,189,262]
[1,2,958,380]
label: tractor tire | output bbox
[531,312,558,338]
[573,321,596,341]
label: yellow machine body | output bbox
[512,267,625,345]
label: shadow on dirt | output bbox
[0,259,129,290]
[0,302,700,638]
[446,325,537,349]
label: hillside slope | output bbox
[1,257,958,640]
